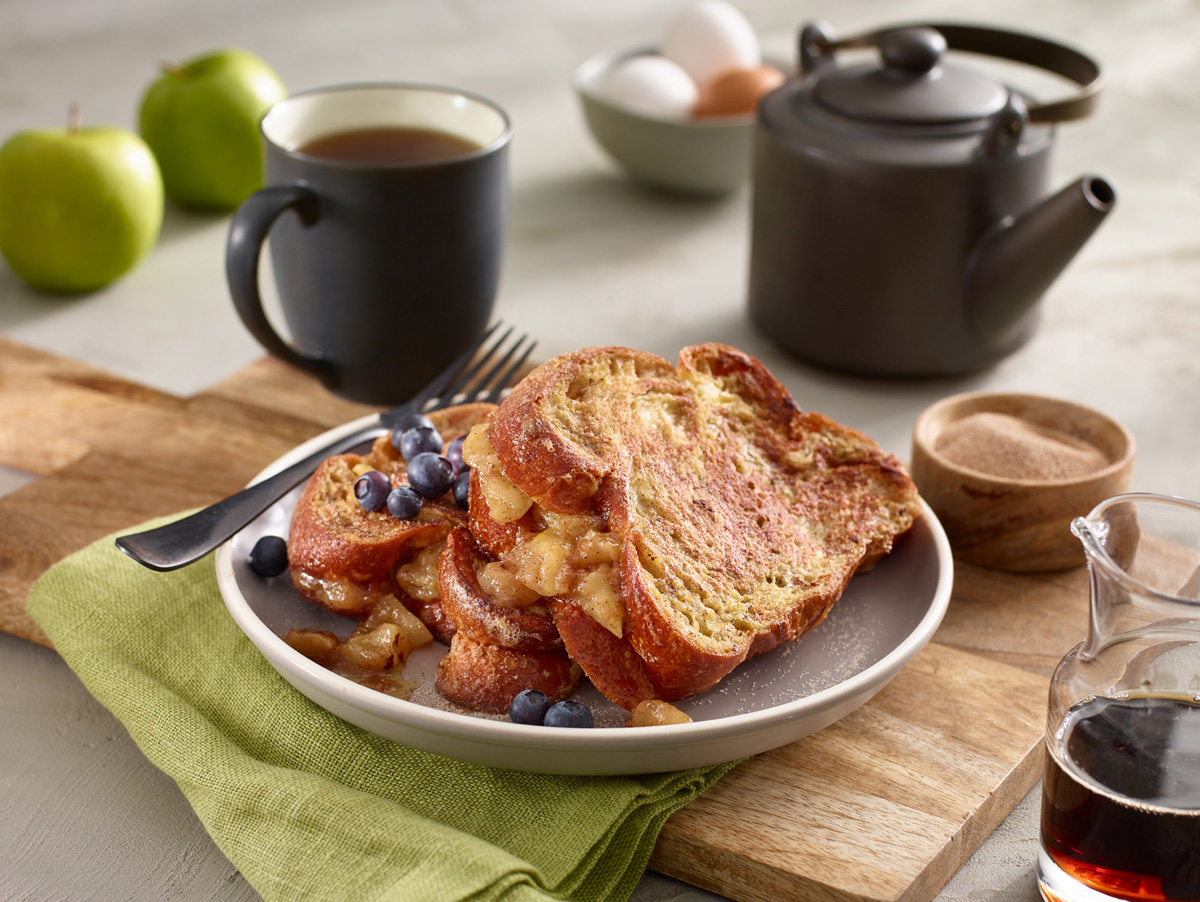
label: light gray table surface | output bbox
[2,0,1198,900]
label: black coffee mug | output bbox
[227,83,511,405]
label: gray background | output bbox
[3,0,1199,899]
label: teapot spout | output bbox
[966,176,1115,345]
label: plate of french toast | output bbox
[215,343,952,774]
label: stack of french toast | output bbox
[283,343,922,719]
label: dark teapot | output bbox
[747,22,1114,376]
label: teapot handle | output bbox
[802,22,1102,123]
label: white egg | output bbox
[597,56,699,120]
[661,0,761,88]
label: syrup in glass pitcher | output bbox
[1039,493,1200,902]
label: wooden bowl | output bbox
[911,392,1135,572]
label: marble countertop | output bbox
[2,0,1198,899]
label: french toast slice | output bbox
[437,526,562,653]
[434,633,581,715]
[547,597,655,710]
[465,343,921,706]
[433,525,581,712]
[287,403,494,627]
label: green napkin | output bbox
[27,520,739,902]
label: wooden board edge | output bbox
[898,735,1046,902]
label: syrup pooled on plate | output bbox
[1040,694,1200,901]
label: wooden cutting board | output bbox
[0,336,1089,902]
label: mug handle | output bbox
[225,184,332,380]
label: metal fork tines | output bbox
[384,326,536,427]
[115,325,534,572]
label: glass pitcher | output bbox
[1038,493,1200,902]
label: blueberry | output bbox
[445,435,467,473]
[387,485,423,520]
[399,424,443,462]
[354,470,391,512]
[544,700,594,728]
[406,452,454,499]
[249,535,288,577]
[452,470,471,510]
[509,689,552,725]
[389,413,436,452]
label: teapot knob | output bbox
[799,20,837,76]
[879,27,946,76]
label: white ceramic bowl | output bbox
[216,413,953,774]
[573,45,763,196]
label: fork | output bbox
[115,324,535,571]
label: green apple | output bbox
[0,120,164,294]
[139,48,286,212]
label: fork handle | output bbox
[115,426,383,571]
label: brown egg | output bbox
[694,65,786,118]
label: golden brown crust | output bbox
[466,466,538,558]
[434,633,580,714]
[480,343,921,705]
[618,537,745,701]
[287,455,445,616]
[288,458,452,571]
[548,598,656,710]
[287,404,494,617]
[485,347,676,515]
[437,527,561,653]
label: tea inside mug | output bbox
[298,127,481,165]
[262,84,508,162]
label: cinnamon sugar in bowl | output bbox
[911,393,1135,571]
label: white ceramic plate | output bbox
[215,413,954,775]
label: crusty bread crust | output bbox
[485,349,675,515]
[434,633,580,714]
[437,527,561,653]
[287,453,449,616]
[287,403,495,618]
[548,598,655,710]
[476,344,921,705]
[466,466,538,558]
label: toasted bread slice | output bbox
[465,344,921,705]
[547,597,655,710]
[467,467,539,558]
[287,403,494,620]
[434,525,577,714]
[434,633,581,714]
[437,526,562,653]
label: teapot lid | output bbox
[812,27,1009,124]
[798,22,1104,127]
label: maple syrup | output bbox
[1040,694,1200,901]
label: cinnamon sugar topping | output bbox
[935,412,1107,481]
